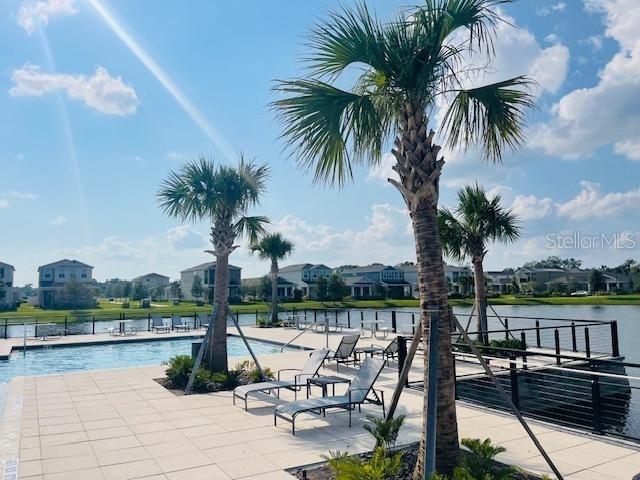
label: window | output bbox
[0,268,4,278]
[44,273,51,279]
[58,273,65,279]
[81,272,87,278]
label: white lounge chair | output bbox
[233,349,330,410]
[274,357,386,435]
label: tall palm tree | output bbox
[272,1,534,475]
[250,233,295,323]
[439,184,520,342]
[158,157,269,372]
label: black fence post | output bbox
[314,310,318,322]
[412,313,416,335]
[4,318,7,339]
[585,327,591,358]
[521,331,528,371]
[397,336,408,387]
[504,317,509,340]
[590,362,603,434]
[554,329,561,365]
[509,355,519,409]
[347,310,351,329]
[610,321,620,357]
[92,317,95,335]
[391,311,397,333]
[571,322,577,352]
[535,320,541,348]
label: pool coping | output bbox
[0,331,310,361]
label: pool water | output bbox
[0,336,285,383]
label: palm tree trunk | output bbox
[270,259,279,323]
[207,252,229,372]
[411,204,460,477]
[472,256,488,344]
[389,101,460,476]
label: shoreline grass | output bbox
[1,295,639,321]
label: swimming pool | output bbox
[0,336,286,383]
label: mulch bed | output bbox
[289,442,544,480]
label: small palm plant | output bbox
[438,184,520,342]
[272,1,534,474]
[250,233,294,323]
[158,156,269,372]
[327,415,406,480]
[454,438,517,480]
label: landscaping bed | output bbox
[157,354,273,394]
[290,442,544,480]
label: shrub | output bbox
[164,355,194,389]
[454,438,516,480]
[121,301,130,309]
[363,414,405,450]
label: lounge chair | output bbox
[274,357,386,434]
[196,313,209,329]
[233,349,330,410]
[357,337,399,362]
[151,316,170,333]
[326,334,360,372]
[171,316,190,332]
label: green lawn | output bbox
[2,294,639,322]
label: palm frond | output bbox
[437,207,468,263]
[272,79,389,186]
[440,76,535,162]
[306,2,388,79]
[234,216,270,245]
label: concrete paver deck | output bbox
[0,327,637,479]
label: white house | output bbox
[279,263,332,299]
[132,273,170,299]
[37,259,94,307]
[485,270,515,294]
[180,262,241,302]
[397,263,473,297]
[0,262,16,309]
[341,264,410,298]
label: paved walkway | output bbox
[0,327,638,479]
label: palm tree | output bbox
[271,1,534,475]
[439,184,520,342]
[250,233,295,323]
[158,157,269,372]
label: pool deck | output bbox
[0,327,639,479]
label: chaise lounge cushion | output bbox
[235,380,297,398]
[275,395,350,417]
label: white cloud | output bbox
[366,153,398,185]
[167,225,208,250]
[0,200,9,209]
[48,215,67,226]
[556,180,640,219]
[537,2,567,16]
[274,203,414,266]
[530,0,640,160]
[3,190,37,200]
[17,0,77,34]
[10,64,139,116]
[510,194,555,220]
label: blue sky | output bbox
[2,0,640,285]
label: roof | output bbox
[396,264,417,273]
[0,262,15,270]
[38,259,93,270]
[279,263,331,273]
[342,264,396,275]
[181,262,241,273]
[132,273,170,281]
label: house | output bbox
[37,259,94,307]
[517,267,632,294]
[485,270,515,294]
[341,264,410,298]
[516,268,566,292]
[279,263,332,299]
[241,276,298,301]
[132,273,170,299]
[0,262,17,309]
[180,262,241,302]
[397,263,473,297]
